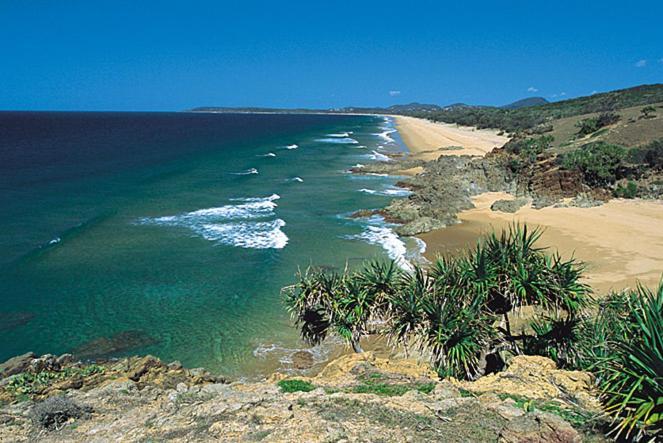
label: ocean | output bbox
[0,111,422,378]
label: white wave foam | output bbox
[229,194,280,203]
[199,219,288,249]
[366,150,392,162]
[48,237,61,245]
[252,339,340,374]
[358,186,412,197]
[289,177,304,183]
[285,144,298,150]
[232,168,258,175]
[374,128,397,144]
[138,195,287,249]
[346,225,412,271]
[315,137,359,144]
[353,145,368,149]
[260,152,277,157]
[326,132,353,137]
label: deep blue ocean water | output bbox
[0,111,420,377]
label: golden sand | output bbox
[389,115,662,293]
[391,115,510,160]
[419,193,663,293]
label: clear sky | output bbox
[1,0,662,111]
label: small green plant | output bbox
[614,180,638,198]
[640,105,657,119]
[277,379,315,393]
[575,112,620,136]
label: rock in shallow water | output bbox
[71,330,159,360]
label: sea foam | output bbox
[315,137,359,144]
[231,168,259,175]
[138,194,287,249]
[346,225,413,271]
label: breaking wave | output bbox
[315,137,359,144]
[231,168,259,175]
[138,195,287,249]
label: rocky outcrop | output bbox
[0,352,607,442]
[377,155,518,235]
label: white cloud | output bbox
[388,90,401,97]
[635,59,647,68]
[527,86,539,93]
[560,92,567,96]
[659,58,663,64]
[590,90,598,95]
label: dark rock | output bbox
[186,367,216,383]
[349,209,378,219]
[56,354,74,366]
[291,351,315,370]
[490,198,528,213]
[30,354,60,373]
[0,352,36,379]
[71,330,159,360]
[30,396,92,430]
[0,312,35,332]
[127,355,163,382]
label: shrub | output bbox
[614,181,638,198]
[504,135,553,161]
[640,105,657,119]
[575,112,620,136]
[277,379,315,393]
[284,225,591,380]
[592,282,663,440]
[560,142,627,186]
[30,396,92,430]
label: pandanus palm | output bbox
[598,281,663,440]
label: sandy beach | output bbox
[393,116,663,294]
[391,115,510,160]
[419,193,663,293]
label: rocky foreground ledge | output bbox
[0,352,608,442]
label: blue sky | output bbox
[1,0,662,111]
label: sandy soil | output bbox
[391,115,510,160]
[418,193,663,294]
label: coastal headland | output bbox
[380,114,663,293]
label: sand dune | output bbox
[391,115,510,160]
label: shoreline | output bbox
[390,115,663,294]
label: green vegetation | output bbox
[575,112,620,136]
[277,379,316,393]
[614,180,638,198]
[629,139,663,171]
[284,225,663,440]
[408,84,663,133]
[284,225,590,380]
[559,141,627,186]
[6,365,105,396]
[641,105,657,119]
[576,283,663,440]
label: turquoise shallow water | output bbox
[0,112,419,378]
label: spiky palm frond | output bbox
[598,281,663,440]
[385,265,431,345]
[524,315,583,368]
[419,294,495,380]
